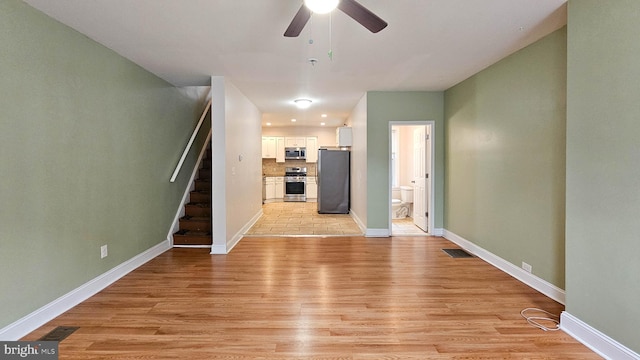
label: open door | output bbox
[390,122,433,236]
[412,127,428,231]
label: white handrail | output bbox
[170,98,212,183]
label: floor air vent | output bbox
[442,248,474,258]
[38,326,79,342]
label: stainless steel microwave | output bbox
[285,147,306,160]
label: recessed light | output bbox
[294,98,312,109]
[266,122,271,126]
[320,122,326,126]
[321,114,327,118]
[291,118,297,122]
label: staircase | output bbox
[173,146,212,246]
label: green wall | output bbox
[566,0,640,352]
[366,91,444,230]
[0,0,203,329]
[444,28,567,287]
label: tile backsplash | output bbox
[262,159,317,177]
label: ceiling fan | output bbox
[284,0,388,37]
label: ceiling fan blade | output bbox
[284,5,312,37]
[337,0,388,33]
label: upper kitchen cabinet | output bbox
[285,137,306,148]
[336,127,353,147]
[306,136,318,163]
[275,137,285,163]
[262,136,285,162]
[262,136,276,158]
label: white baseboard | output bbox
[348,210,390,237]
[443,229,565,304]
[351,210,443,238]
[210,244,227,255]
[0,240,171,341]
[561,312,640,360]
[366,228,390,237]
[229,209,263,252]
[349,209,366,234]
[210,208,263,255]
[173,245,211,249]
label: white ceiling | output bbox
[23,0,567,127]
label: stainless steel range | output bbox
[284,167,306,202]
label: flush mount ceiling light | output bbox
[304,0,339,14]
[294,98,312,109]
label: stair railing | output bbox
[170,98,212,183]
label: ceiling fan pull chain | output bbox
[328,12,333,61]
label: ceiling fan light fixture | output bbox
[304,0,339,14]
[294,98,312,109]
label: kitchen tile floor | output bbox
[246,203,428,237]
[245,202,363,236]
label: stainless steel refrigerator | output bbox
[317,148,350,214]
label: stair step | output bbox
[189,191,210,203]
[185,203,211,217]
[198,168,211,179]
[194,180,210,191]
[174,141,212,247]
[173,230,212,245]
[179,216,211,231]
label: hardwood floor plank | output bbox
[22,236,601,359]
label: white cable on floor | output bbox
[520,308,560,331]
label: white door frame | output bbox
[388,121,435,235]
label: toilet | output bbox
[392,186,414,219]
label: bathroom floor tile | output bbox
[392,217,427,236]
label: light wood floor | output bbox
[23,236,601,359]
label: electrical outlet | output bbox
[100,245,108,259]
[522,261,532,273]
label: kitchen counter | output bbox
[262,158,316,178]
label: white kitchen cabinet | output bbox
[285,137,306,148]
[262,136,277,158]
[336,127,353,147]
[263,177,283,202]
[306,176,317,199]
[275,137,285,163]
[263,136,285,162]
[275,177,284,199]
[264,177,276,200]
[306,136,318,163]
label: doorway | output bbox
[389,122,434,236]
